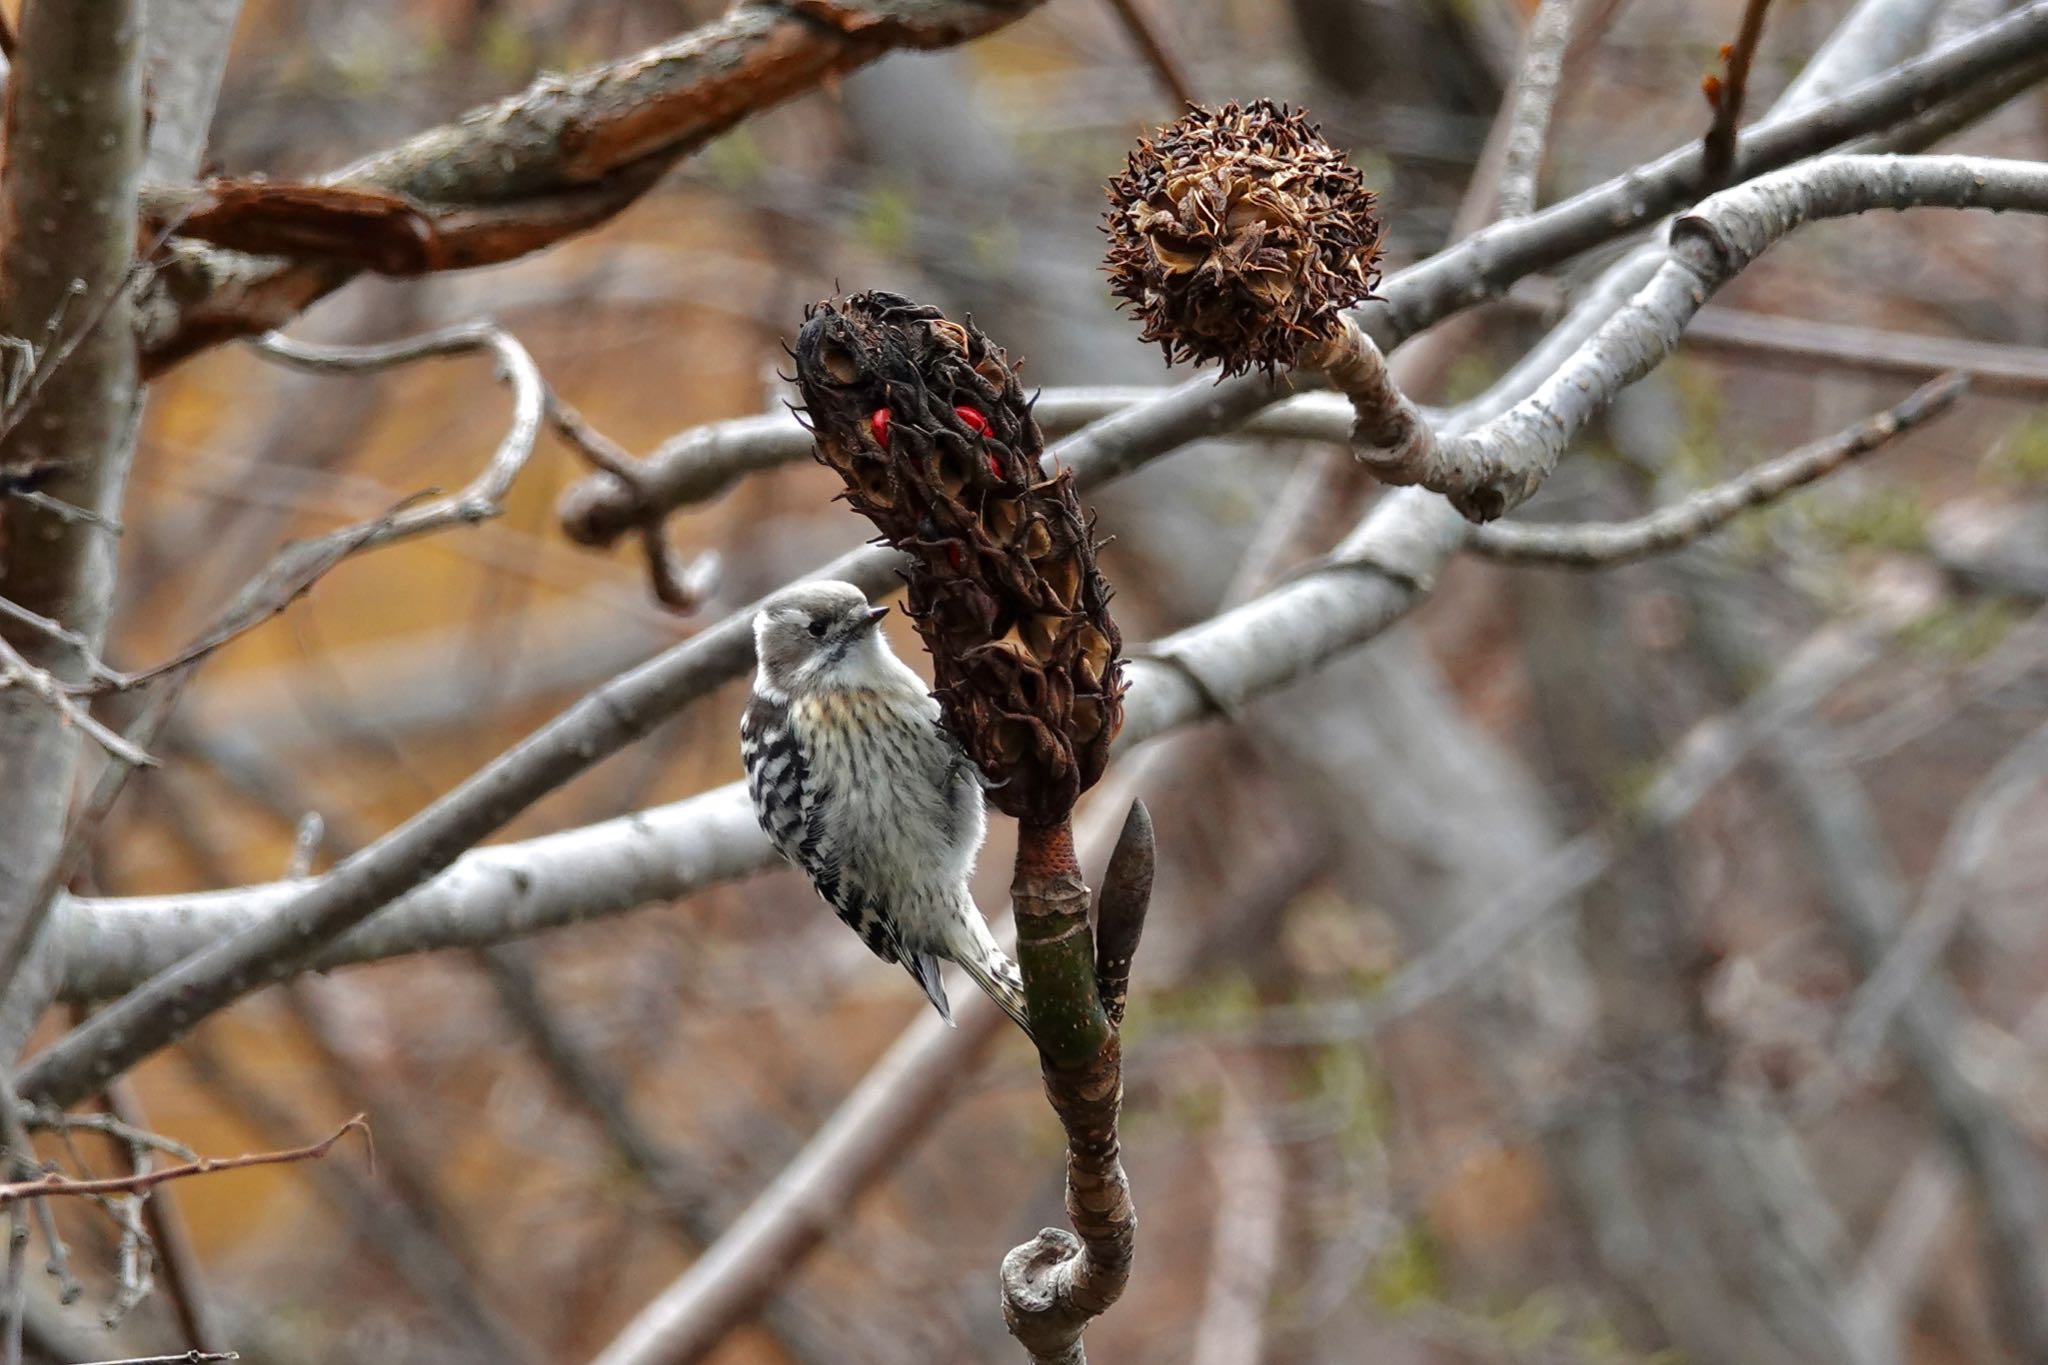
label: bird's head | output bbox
[752,580,895,699]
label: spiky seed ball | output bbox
[1103,100,1382,377]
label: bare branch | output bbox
[544,394,719,611]
[1775,0,1946,115]
[1702,0,1776,188]
[19,1109,194,1164]
[138,0,1056,371]
[0,637,154,769]
[66,317,550,696]
[1495,0,1581,218]
[246,324,542,545]
[141,0,246,183]
[1678,299,2048,396]
[557,389,1362,547]
[1368,0,2048,342]
[0,0,146,1009]
[1469,372,1967,566]
[1342,156,2048,520]
[0,1117,368,1205]
[1098,0,1193,109]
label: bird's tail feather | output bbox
[957,947,1033,1038]
[906,953,955,1026]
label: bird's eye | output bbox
[807,619,828,638]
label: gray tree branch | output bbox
[1335,156,2048,519]
[0,0,147,1026]
[1468,371,1967,565]
[140,0,244,183]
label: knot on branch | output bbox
[1000,1228,1096,1364]
[1104,100,1381,377]
[1668,211,1745,279]
[791,291,1125,825]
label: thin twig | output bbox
[0,1116,369,1205]
[76,1353,239,1364]
[28,1196,78,1309]
[1507,278,2048,396]
[1098,0,1193,110]
[0,595,124,686]
[1702,0,1775,187]
[19,1108,195,1163]
[546,394,716,610]
[1468,372,1967,566]
[0,634,154,767]
[246,323,542,546]
[104,1077,221,1353]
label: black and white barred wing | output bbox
[740,695,901,968]
[741,695,825,871]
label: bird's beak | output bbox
[860,605,890,631]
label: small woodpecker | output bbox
[740,580,1029,1031]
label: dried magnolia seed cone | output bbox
[1104,99,1382,378]
[792,291,1125,826]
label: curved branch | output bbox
[1338,156,2048,519]
[1001,813,1152,1364]
[249,325,544,544]
[1468,370,1967,566]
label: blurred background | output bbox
[37,0,2048,1361]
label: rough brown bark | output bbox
[138,0,1049,374]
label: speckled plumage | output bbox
[741,581,1028,1030]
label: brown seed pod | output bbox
[1103,99,1382,377]
[792,291,1125,827]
